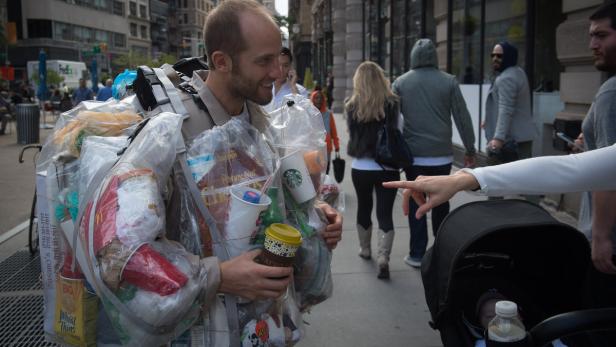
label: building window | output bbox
[114,32,126,47]
[139,4,147,18]
[140,25,147,39]
[450,0,482,84]
[27,19,52,39]
[129,1,137,16]
[112,0,124,16]
[184,13,188,24]
[130,23,138,37]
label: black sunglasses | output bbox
[491,53,503,58]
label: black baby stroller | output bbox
[421,200,616,346]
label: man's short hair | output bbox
[204,0,275,69]
[590,2,616,30]
[280,47,293,63]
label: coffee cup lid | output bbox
[265,223,302,246]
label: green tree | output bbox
[155,53,178,66]
[30,70,65,86]
[112,50,153,71]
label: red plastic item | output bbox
[89,169,188,296]
[122,244,188,296]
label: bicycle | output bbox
[19,144,43,255]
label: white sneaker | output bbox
[404,255,422,268]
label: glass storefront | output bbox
[362,0,435,80]
[447,0,564,154]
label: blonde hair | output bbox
[345,61,398,123]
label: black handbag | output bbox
[332,152,345,183]
[375,101,413,170]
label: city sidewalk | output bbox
[0,116,54,242]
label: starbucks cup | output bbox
[226,186,272,258]
[280,150,317,203]
[258,223,302,267]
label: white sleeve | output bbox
[466,144,616,196]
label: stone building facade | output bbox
[310,0,608,216]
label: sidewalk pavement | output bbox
[0,118,53,240]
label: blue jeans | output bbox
[404,163,452,259]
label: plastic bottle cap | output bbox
[242,190,261,204]
[265,223,302,246]
[495,300,518,318]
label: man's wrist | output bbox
[454,170,480,191]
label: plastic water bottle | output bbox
[487,301,527,343]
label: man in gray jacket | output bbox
[484,41,536,164]
[392,38,476,268]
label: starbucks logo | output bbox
[283,169,303,188]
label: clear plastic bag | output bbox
[265,95,334,312]
[76,112,208,346]
[319,174,345,212]
[186,117,276,258]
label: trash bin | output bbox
[16,103,40,144]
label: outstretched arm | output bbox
[383,144,616,218]
[383,171,479,219]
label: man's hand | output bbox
[591,191,616,274]
[464,154,476,168]
[383,171,479,219]
[219,250,293,300]
[488,138,504,150]
[317,202,343,250]
[288,69,298,86]
[572,133,584,154]
[591,236,616,274]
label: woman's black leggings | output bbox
[351,168,400,231]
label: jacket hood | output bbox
[411,39,438,69]
[496,41,518,72]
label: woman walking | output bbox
[346,61,401,279]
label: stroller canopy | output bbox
[422,200,590,332]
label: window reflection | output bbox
[451,0,481,84]
[483,0,526,82]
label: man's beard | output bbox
[230,66,272,106]
[595,45,616,73]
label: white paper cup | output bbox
[280,150,317,203]
[226,186,272,258]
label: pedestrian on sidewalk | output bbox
[73,78,93,105]
[346,61,400,279]
[310,89,339,174]
[484,41,537,169]
[96,79,113,101]
[263,47,308,113]
[392,38,476,268]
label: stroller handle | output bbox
[529,308,616,346]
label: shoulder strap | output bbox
[177,150,241,347]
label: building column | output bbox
[433,0,448,71]
[331,0,346,113]
[344,0,363,106]
[547,0,603,215]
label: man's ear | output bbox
[211,51,232,72]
